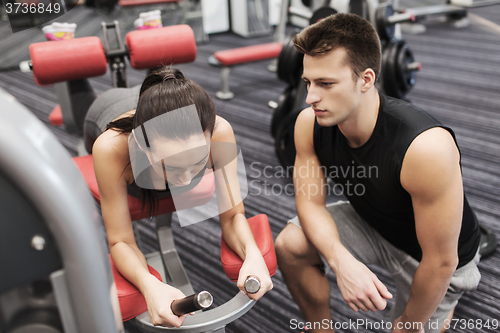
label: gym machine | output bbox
[0,86,278,332]
[22,21,197,155]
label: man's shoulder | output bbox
[381,95,437,127]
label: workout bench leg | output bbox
[216,66,235,100]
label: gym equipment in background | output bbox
[230,0,272,37]
[24,22,196,153]
[207,0,337,100]
[208,42,283,100]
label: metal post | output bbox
[216,67,235,100]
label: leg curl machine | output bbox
[0,89,277,333]
[4,26,278,333]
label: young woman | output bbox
[84,67,273,328]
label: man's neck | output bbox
[338,90,380,148]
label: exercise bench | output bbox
[208,42,283,100]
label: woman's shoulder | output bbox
[92,130,134,183]
[213,116,235,142]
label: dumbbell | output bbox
[375,3,416,42]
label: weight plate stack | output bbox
[274,111,301,173]
[382,39,417,100]
[277,30,304,88]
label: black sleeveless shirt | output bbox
[313,94,480,268]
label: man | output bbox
[275,13,481,333]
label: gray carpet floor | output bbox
[0,1,499,332]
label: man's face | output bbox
[302,47,363,127]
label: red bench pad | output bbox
[72,154,215,220]
[109,255,162,321]
[30,37,107,86]
[126,25,196,70]
[213,42,283,67]
[49,105,63,126]
[220,214,277,282]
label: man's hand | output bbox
[334,253,393,312]
[392,315,425,333]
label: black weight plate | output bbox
[375,3,395,42]
[274,110,302,172]
[383,39,414,99]
[277,30,304,87]
[382,40,399,98]
[395,40,416,97]
[309,6,338,25]
[271,86,295,138]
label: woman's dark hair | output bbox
[105,67,216,217]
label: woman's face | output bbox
[145,133,211,187]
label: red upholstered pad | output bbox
[213,42,283,67]
[109,255,162,321]
[72,154,215,220]
[30,37,107,86]
[126,25,196,70]
[220,214,277,282]
[119,0,180,6]
[49,105,63,126]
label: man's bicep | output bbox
[402,128,463,260]
[293,108,326,208]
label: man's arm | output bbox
[294,108,392,312]
[398,127,463,332]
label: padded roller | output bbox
[221,214,277,282]
[30,37,107,86]
[126,24,196,69]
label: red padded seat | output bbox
[220,214,277,282]
[72,154,215,220]
[109,255,162,321]
[213,42,283,67]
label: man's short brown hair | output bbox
[294,13,382,81]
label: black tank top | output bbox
[313,94,480,268]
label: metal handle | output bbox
[387,12,416,24]
[244,276,261,294]
[171,291,213,316]
[405,61,422,72]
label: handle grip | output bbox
[171,291,213,316]
[244,276,261,294]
